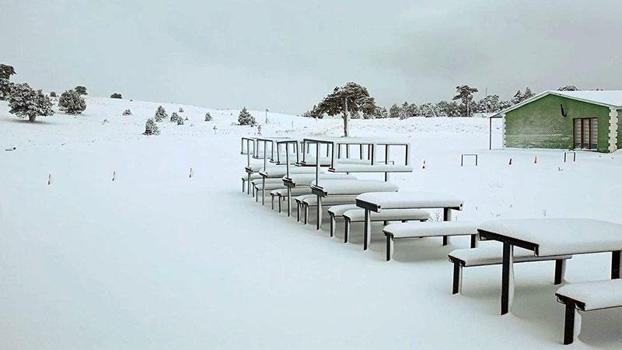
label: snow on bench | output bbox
[327,204,360,237]
[298,156,372,167]
[259,166,318,178]
[383,221,477,260]
[329,164,413,173]
[294,194,358,224]
[270,187,312,212]
[555,279,622,344]
[283,173,355,188]
[448,246,571,295]
[344,209,431,245]
[311,179,399,196]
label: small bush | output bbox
[50,91,57,97]
[177,117,184,125]
[58,89,87,114]
[238,107,256,126]
[170,112,181,123]
[122,109,132,116]
[154,106,167,122]
[144,118,160,135]
[110,93,122,99]
[178,107,184,113]
[205,112,212,121]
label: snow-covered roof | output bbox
[500,90,622,115]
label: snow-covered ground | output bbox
[0,97,620,349]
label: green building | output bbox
[498,90,622,152]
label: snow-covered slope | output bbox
[0,97,620,349]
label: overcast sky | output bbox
[2,0,621,114]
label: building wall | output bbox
[504,94,611,152]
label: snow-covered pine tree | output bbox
[178,107,184,113]
[110,93,122,99]
[238,107,256,126]
[122,109,132,116]
[8,83,54,122]
[144,118,160,135]
[154,106,168,122]
[176,116,184,125]
[50,91,57,97]
[74,85,87,95]
[389,104,400,118]
[0,64,16,100]
[558,85,578,91]
[204,112,212,121]
[170,112,180,123]
[58,89,87,114]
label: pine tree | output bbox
[74,85,87,95]
[204,112,212,121]
[122,109,132,116]
[558,85,578,91]
[144,118,160,135]
[8,83,54,122]
[58,89,87,114]
[453,85,478,117]
[176,116,184,125]
[50,91,57,97]
[238,107,256,126]
[0,64,16,100]
[154,106,168,122]
[110,93,122,99]
[178,107,184,113]
[170,112,180,123]
[315,82,379,136]
[389,104,400,118]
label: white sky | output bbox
[2,0,621,114]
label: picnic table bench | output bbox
[355,191,464,250]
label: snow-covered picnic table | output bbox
[355,191,464,250]
[478,218,622,315]
[281,173,355,216]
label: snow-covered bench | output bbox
[310,180,399,230]
[555,280,622,345]
[270,187,312,212]
[256,167,318,205]
[383,221,477,261]
[295,194,358,224]
[329,164,413,173]
[327,204,359,237]
[355,191,464,250]
[449,246,571,295]
[344,209,431,245]
[281,174,355,217]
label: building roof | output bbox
[498,90,622,116]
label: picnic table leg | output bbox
[316,195,322,230]
[304,204,309,224]
[501,242,515,315]
[287,188,292,217]
[563,300,576,345]
[247,173,251,194]
[262,177,266,205]
[612,250,621,279]
[296,202,300,222]
[330,215,335,237]
[470,234,478,248]
[278,195,282,213]
[452,261,462,294]
[271,195,275,210]
[386,234,394,261]
[442,208,451,246]
[344,219,350,243]
[364,209,371,250]
[555,259,566,285]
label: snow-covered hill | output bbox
[0,97,620,349]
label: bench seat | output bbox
[270,187,312,211]
[449,246,572,295]
[311,179,399,196]
[327,205,360,237]
[294,195,358,224]
[284,173,355,187]
[382,222,475,260]
[555,279,622,344]
[343,209,431,244]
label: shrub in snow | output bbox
[122,109,132,116]
[110,93,122,99]
[238,107,256,126]
[74,85,87,95]
[176,117,184,125]
[154,106,167,122]
[0,79,11,100]
[204,112,212,121]
[144,118,160,135]
[170,112,181,123]
[8,83,54,122]
[58,89,87,114]
[50,91,57,97]
[178,107,184,113]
